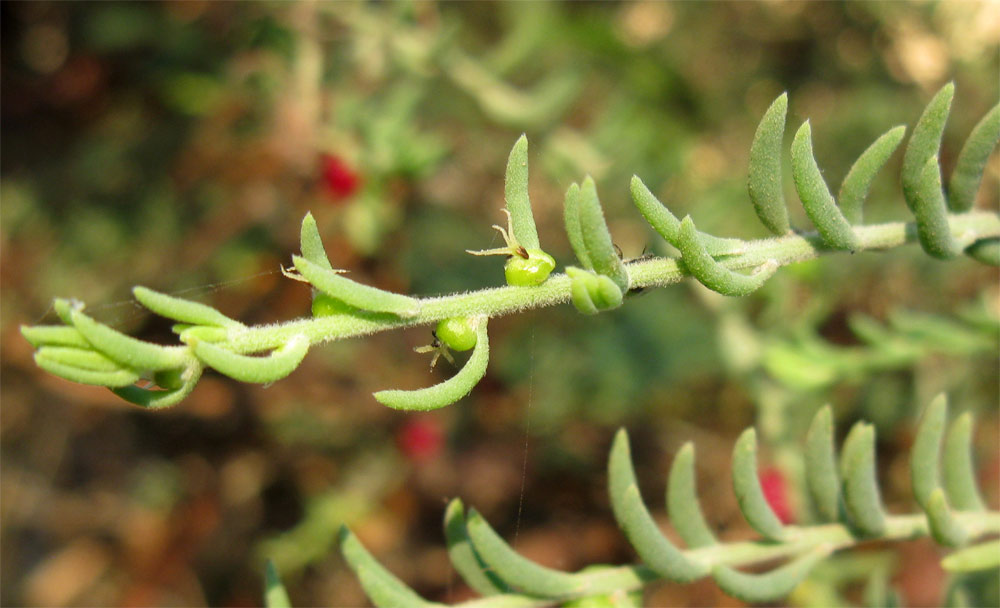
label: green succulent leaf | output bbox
[677,216,777,296]
[443,499,508,596]
[577,177,629,292]
[711,548,828,604]
[941,540,1000,572]
[902,82,954,212]
[731,428,787,541]
[791,120,859,250]
[748,92,791,235]
[33,350,141,387]
[667,442,717,548]
[293,255,421,318]
[338,527,433,608]
[608,429,708,582]
[70,309,187,372]
[300,211,334,271]
[964,237,1000,266]
[464,507,581,598]
[195,334,309,384]
[926,487,970,548]
[912,156,962,259]
[629,176,744,256]
[566,267,623,315]
[838,125,906,225]
[133,286,244,329]
[374,317,489,411]
[942,412,986,511]
[839,423,887,536]
[911,393,947,510]
[20,325,91,349]
[804,405,842,523]
[505,134,540,251]
[112,363,202,409]
[948,103,1000,212]
[564,182,592,270]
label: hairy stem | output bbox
[225,212,999,354]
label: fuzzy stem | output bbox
[223,212,1000,354]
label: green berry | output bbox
[504,249,556,287]
[435,317,478,351]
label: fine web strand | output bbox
[513,326,534,545]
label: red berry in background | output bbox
[759,467,795,524]
[396,418,443,463]
[319,154,361,201]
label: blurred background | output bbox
[2,2,998,606]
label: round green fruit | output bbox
[435,317,478,351]
[504,249,556,287]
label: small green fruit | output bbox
[435,317,477,351]
[504,249,556,287]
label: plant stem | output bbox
[225,212,1000,354]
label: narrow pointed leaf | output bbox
[863,569,902,608]
[21,325,90,349]
[300,211,334,270]
[505,134,540,250]
[112,364,202,409]
[840,423,887,536]
[195,334,309,384]
[902,83,954,211]
[678,216,777,296]
[133,286,243,329]
[444,498,508,595]
[838,125,906,224]
[926,488,969,547]
[712,548,827,604]
[294,256,420,318]
[338,527,432,608]
[964,238,1000,266]
[564,183,592,270]
[791,121,859,250]
[374,318,489,411]
[911,393,947,510]
[941,540,1000,572]
[264,560,292,608]
[630,176,744,255]
[34,351,141,387]
[70,309,186,371]
[464,508,581,597]
[748,93,791,235]
[942,412,985,511]
[948,103,1000,212]
[667,443,717,548]
[566,267,623,315]
[578,177,629,292]
[53,298,80,324]
[36,346,122,372]
[608,429,708,582]
[912,156,962,258]
[731,428,787,541]
[804,405,841,522]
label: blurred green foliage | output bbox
[2,2,997,606]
